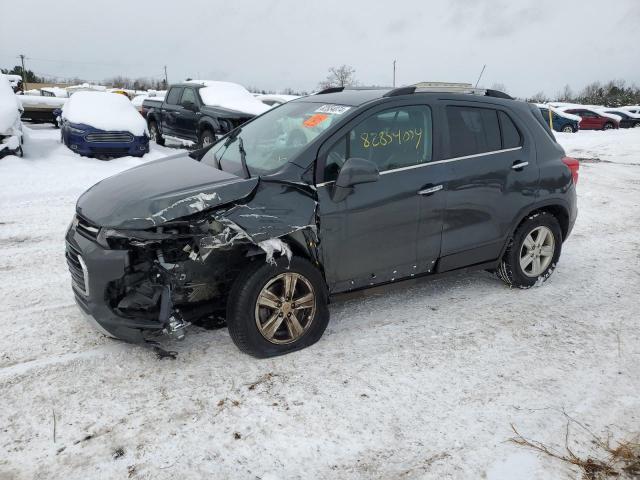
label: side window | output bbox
[323,105,432,182]
[446,106,501,158]
[165,87,183,105]
[180,88,197,105]
[498,111,522,149]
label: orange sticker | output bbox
[303,114,328,128]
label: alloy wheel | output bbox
[562,126,573,133]
[149,124,157,141]
[254,272,316,344]
[519,226,555,277]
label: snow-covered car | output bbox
[0,74,24,158]
[621,105,640,115]
[19,94,67,127]
[537,104,581,133]
[131,92,165,115]
[60,91,149,159]
[256,94,300,107]
[601,108,640,128]
[560,107,620,130]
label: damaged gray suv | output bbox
[66,83,578,357]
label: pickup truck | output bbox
[142,81,269,147]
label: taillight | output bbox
[562,156,579,185]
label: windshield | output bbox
[201,101,351,176]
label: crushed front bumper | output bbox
[65,222,164,343]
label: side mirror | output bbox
[333,157,379,202]
[182,101,197,112]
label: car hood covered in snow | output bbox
[76,154,258,229]
[62,91,148,136]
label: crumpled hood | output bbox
[77,153,258,229]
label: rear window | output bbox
[498,111,521,149]
[446,106,501,158]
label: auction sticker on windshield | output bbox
[315,104,351,115]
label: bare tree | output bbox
[318,65,358,90]
[528,91,549,103]
[490,82,508,93]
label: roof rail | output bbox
[484,89,513,100]
[316,86,344,95]
[383,86,417,97]
[414,82,486,95]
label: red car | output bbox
[564,108,619,130]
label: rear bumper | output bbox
[65,223,164,343]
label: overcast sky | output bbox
[2,0,639,97]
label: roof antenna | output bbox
[474,64,486,88]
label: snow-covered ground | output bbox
[1,126,639,479]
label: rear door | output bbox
[316,101,446,292]
[439,104,539,271]
[161,87,183,137]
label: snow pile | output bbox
[62,92,147,136]
[187,80,270,115]
[556,128,640,165]
[0,74,22,133]
[256,94,300,106]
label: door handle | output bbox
[418,185,443,196]
[511,161,529,170]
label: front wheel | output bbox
[497,212,562,288]
[562,125,574,133]
[227,256,329,357]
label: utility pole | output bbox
[19,54,26,92]
[163,65,168,88]
[393,60,396,87]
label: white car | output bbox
[256,94,300,107]
[0,74,24,158]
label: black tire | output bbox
[634,121,640,128]
[603,122,614,130]
[561,125,574,133]
[148,120,165,146]
[198,128,215,149]
[226,256,329,358]
[14,145,23,158]
[497,211,562,289]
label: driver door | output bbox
[316,103,445,293]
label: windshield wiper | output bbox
[237,136,251,179]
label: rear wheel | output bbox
[148,120,165,146]
[603,122,614,130]
[226,256,329,357]
[497,212,562,288]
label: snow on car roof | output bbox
[62,91,147,136]
[600,108,640,119]
[555,104,621,122]
[186,80,270,115]
[0,74,22,133]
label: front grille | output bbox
[66,241,89,297]
[85,132,134,143]
[76,215,99,240]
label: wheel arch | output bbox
[197,118,219,137]
[508,200,571,248]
